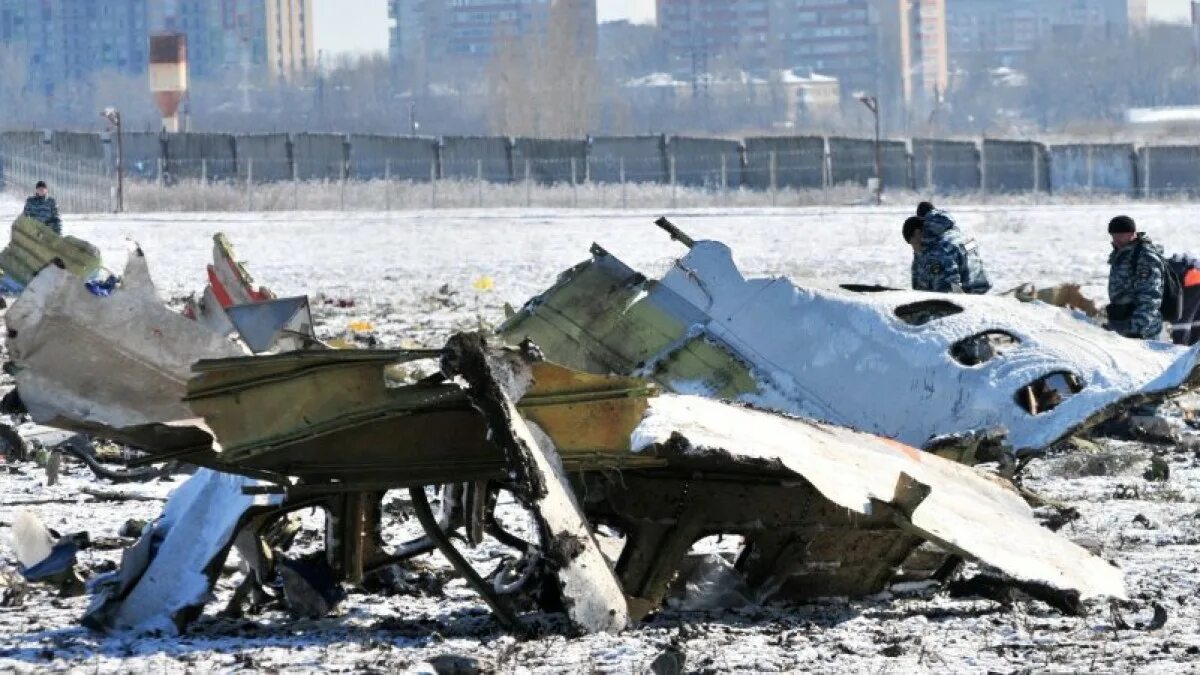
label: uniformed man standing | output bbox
[1106,215,1167,340]
[23,180,62,235]
[911,202,991,294]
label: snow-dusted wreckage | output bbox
[498,219,1200,455]
[4,249,1128,637]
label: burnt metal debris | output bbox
[6,221,1189,638]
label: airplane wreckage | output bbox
[2,217,1196,637]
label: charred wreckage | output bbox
[0,215,1195,637]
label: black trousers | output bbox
[1172,285,1200,345]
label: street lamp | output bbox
[857,94,882,205]
[101,107,123,213]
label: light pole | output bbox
[101,107,123,213]
[858,94,882,205]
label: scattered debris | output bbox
[84,469,282,634]
[947,572,1084,615]
[182,233,275,337]
[0,422,29,461]
[11,510,53,568]
[1144,456,1171,482]
[5,248,244,444]
[0,222,1169,644]
[71,332,1127,635]
[10,511,84,595]
[0,216,103,294]
[1111,601,1169,631]
[499,223,1200,454]
[648,642,686,675]
[0,566,28,607]
[277,554,345,618]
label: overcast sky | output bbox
[312,0,1190,59]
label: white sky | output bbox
[312,0,1187,59]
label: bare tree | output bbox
[488,0,599,137]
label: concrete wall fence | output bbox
[5,129,1200,197]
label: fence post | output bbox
[1143,146,1151,199]
[822,138,831,192]
[339,167,346,211]
[384,159,391,211]
[156,157,164,187]
[925,144,934,196]
[619,157,627,209]
[979,139,987,196]
[292,159,299,210]
[571,157,578,208]
[769,150,778,207]
[525,159,531,207]
[247,157,254,211]
[1032,146,1040,195]
[476,159,483,207]
[431,159,438,209]
[720,154,727,206]
[669,154,677,210]
[1086,145,1094,194]
[201,158,207,185]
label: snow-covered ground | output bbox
[1,205,1199,673]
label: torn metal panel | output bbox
[207,232,274,306]
[5,251,245,438]
[183,233,276,338]
[628,394,1127,603]
[441,334,629,634]
[173,338,1124,630]
[0,216,103,292]
[84,469,282,634]
[184,349,662,483]
[501,239,1200,452]
[225,296,317,353]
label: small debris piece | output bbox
[1132,514,1155,529]
[1034,505,1081,532]
[879,644,905,658]
[0,566,29,607]
[649,644,686,675]
[1111,601,1169,631]
[427,654,489,675]
[83,469,282,635]
[948,574,1084,615]
[118,519,148,538]
[0,421,29,460]
[1144,456,1170,482]
[277,555,345,619]
[11,510,54,568]
[45,450,60,486]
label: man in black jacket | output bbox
[23,181,62,235]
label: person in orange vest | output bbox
[1168,253,1200,345]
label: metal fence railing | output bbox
[0,141,113,213]
[0,139,1189,214]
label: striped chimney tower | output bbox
[149,33,188,133]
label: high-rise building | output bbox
[388,0,597,74]
[656,0,772,74]
[911,0,948,102]
[656,0,946,112]
[946,0,1143,69]
[0,0,149,95]
[265,0,315,81]
[150,0,314,81]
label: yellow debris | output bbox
[473,276,495,292]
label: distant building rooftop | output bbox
[1126,106,1200,125]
